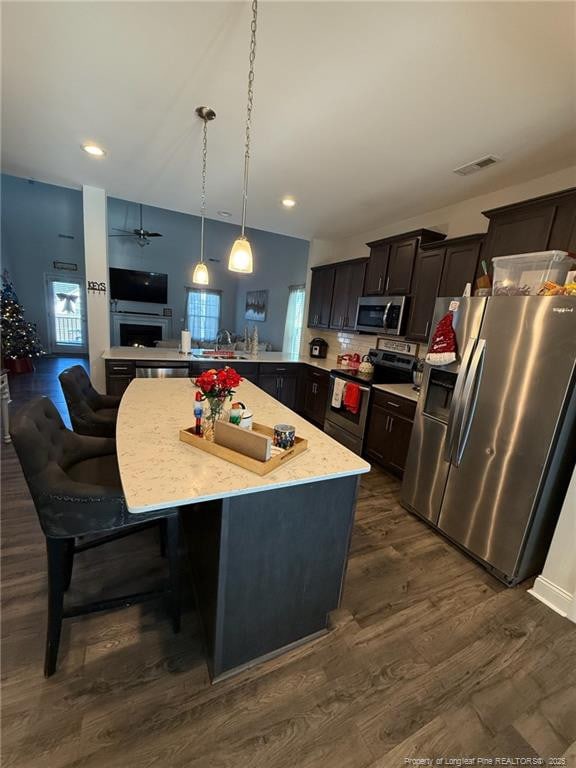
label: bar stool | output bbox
[10,396,180,677]
[59,365,120,438]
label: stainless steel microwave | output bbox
[354,295,410,336]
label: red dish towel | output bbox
[343,382,361,415]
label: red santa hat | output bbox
[426,311,457,366]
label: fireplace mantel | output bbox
[111,312,173,346]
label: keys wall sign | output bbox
[87,280,107,294]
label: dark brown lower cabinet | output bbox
[301,369,329,426]
[257,372,299,410]
[106,375,132,397]
[105,361,136,397]
[364,391,416,477]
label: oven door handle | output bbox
[330,376,371,395]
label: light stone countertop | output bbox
[117,378,370,513]
[103,347,336,372]
[371,382,420,402]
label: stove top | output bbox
[330,344,416,387]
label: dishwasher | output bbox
[135,362,191,378]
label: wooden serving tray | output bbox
[179,422,308,476]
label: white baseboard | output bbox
[529,576,574,621]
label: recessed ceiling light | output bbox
[282,197,296,209]
[82,144,106,157]
[217,210,232,218]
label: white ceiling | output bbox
[2,2,575,240]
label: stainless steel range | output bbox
[324,340,416,455]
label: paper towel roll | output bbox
[181,330,191,354]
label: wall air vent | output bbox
[453,155,502,176]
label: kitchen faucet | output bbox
[216,329,232,348]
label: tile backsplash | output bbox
[301,328,426,361]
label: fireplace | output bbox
[120,323,163,348]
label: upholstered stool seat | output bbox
[59,365,120,438]
[10,396,180,676]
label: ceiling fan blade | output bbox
[145,232,163,238]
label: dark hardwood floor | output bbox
[1,358,575,767]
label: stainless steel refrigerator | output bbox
[401,295,576,585]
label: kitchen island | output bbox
[117,378,370,680]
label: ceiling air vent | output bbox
[453,155,502,176]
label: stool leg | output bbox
[165,515,181,633]
[45,538,66,677]
[63,539,75,592]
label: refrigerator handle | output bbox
[453,339,486,468]
[443,336,477,463]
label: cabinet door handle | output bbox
[385,276,390,292]
[276,368,287,372]
[386,401,400,408]
[388,416,394,433]
[384,415,390,432]
[111,365,129,371]
[377,275,382,293]
[425,320,430,337]
[371,450,384,460]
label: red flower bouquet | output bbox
[194,367,243,438]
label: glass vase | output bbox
[204,395,228,441]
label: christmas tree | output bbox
[1,272,43,361]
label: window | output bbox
[186,288,221,342]
[282,285,305,356]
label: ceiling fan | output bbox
[109,204,163,248]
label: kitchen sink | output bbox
[191,353,249,360]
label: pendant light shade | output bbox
[192,261,209,284]
[228,236,253,273]
[192,106,216,286]
[228,0,258,275]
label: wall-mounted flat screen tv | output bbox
[109,268,168,304]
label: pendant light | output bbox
[228,0,258,274]
[192,106,216,285]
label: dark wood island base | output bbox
[182,475,359,681]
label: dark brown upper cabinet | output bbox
[363,243,390,295]
[481,187,576,276]
[307,265,335,329]
[365,229,446,297]
[406,249,445,342]
[406,233,484,342]
[438,234,484,297]
[330,259,367,331]
[387,237,418,295]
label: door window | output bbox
[47,278,86,350]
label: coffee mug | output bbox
[273,424,296,449]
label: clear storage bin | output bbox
[492,251,572,296]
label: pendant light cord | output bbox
[200,117,208,263]
[241,0,258,238]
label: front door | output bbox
[45,275,88,354]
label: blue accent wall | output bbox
[0,175,85,350]
[1,174,309,351]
